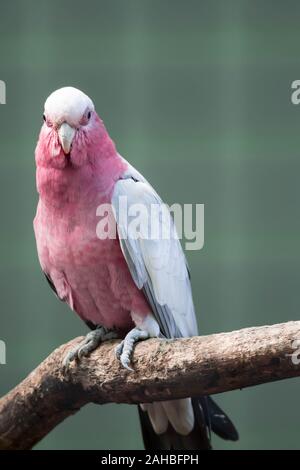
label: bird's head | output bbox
[35,87,124,205]
[36,87,115,170]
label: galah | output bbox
[34,87,238,449]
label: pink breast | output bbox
[34,203,150,332]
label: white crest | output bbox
[44,87,95,126]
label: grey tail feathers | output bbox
[138,396,238,450]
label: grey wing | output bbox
[112,162,198,339]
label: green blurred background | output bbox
[1,0,300,450]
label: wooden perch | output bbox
[1,320,300,450]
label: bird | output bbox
[34,86,238,450]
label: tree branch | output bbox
[0,320,300,450]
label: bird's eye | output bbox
[79,110,91,126]
[43,114,46,122]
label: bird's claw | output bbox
[115,340,124,360]
[115,327,149,372]
[62,348,79,372]
[62,326,118,372]
[115,340,134,371]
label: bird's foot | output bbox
[115,327,149,371]
[62,326,118,372]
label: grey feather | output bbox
[112,157,198,339]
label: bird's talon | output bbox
[115,327,149,370]
[115,341,124,359]
[121,355,134,371]
[77,341,93,359]
[62,327,118,372]
[62,352,76,373]
[77,348,86,360]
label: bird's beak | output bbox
[58,122,76,154]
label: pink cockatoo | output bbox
[34,87,238,449]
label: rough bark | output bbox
[0,320,300,450]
